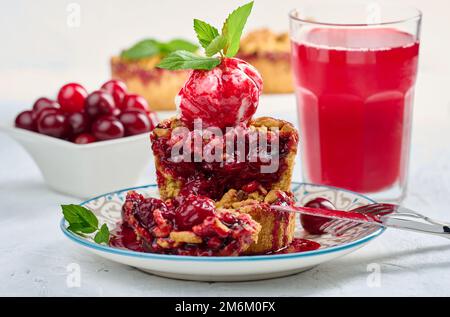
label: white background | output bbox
[1,0,450,296]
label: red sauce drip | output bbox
[109,223,145,252]
[271,238,321,254]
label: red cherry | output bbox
[174,195,216,230]
[101,80,127,108]
[135,197,167,229]
[178,57,262,129]
[85,90,116,118]
[122,94,148,112]
[37,111,71,138]
[73,133,97,144]
[301,198,336,235]
[92,115,125,140]
[67,112,90,135]
[15,110,37,131]
[32,97,60,120]
[57,83,88,113]
[146,111,159,130]
[34,107,60,123]
[119,110,151,136]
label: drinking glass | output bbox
[289,1,421,201]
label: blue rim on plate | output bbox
[60,182,385,262]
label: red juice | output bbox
[291,28,419,193]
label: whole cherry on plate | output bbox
[37,110,71,138]
[85,90,117,118]
[119,109,152,136]
[67,112,90,135]
[73,133,97,144]
[91,115,125,141]
[15,110,37,132]
[178,57,263,129]
[122,94,149,112]
[101,79,127,109]
[300,197,336,235]
[32,97,60,120]
[57,83,88,113]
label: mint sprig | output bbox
[157,1,254,71]
[205,35,227,57]
[221,1,253,57]
[193,19,220,49]
[157,51,221,70]
[121,38,198,61]
[62,204,110,244]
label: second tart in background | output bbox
[237,29,294,94]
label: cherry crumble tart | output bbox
[119,191,261,256]
[151,116,299,201]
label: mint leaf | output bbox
[120,39,160,60]
[121,38,197,60]
[222,1,254,57]
[76,207,99,229]
[62,204,98,229]
[62,204,82,224]
[194,19,220,49]
[94,224,110,244]
[163,39,198,53]
[68,223,97,234]
[62,204,110,244]
[157,50,221,70]
[205,35,227,57]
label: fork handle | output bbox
[382,207,450,239]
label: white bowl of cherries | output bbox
[1,80,158,198]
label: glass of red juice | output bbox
[289,2,421,201]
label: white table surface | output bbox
[1,0,450,297]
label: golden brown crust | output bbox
[240,29,290,55]
[243,57,294,94]
[111,56,189,111]
[238,29,293,94]
[216,189,296,255]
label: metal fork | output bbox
[321,203,450,238]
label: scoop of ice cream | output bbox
[177,57,263,129]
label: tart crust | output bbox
[111,56,189,111]
[237,29,294,94]
[216,188,296,255]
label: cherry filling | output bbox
[116,191,260,256]
[151,123,297,200]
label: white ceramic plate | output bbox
[60,183,384,281]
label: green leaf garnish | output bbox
[222,1,254,57]
[120,39,161,60]
[62,204,110,245]
[162,39,199,54]
[157,1,254,70]
[94,224,110,244]
[120,38,198,60]
[157,50,221,70]
[193,19,220,49]
[205,35,227,57]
